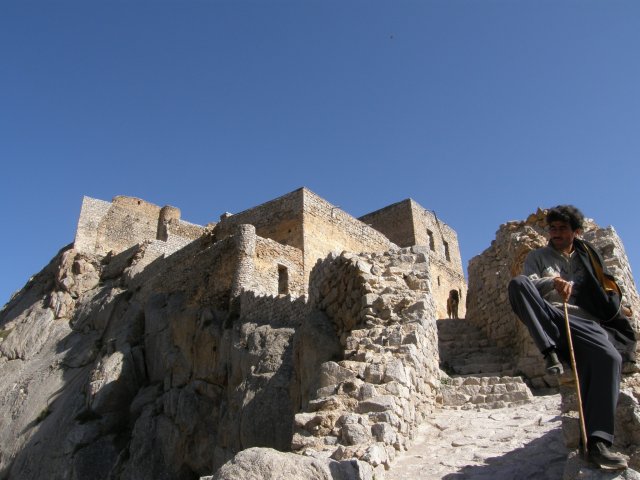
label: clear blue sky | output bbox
[1,0,639,306]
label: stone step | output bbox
[440,375,533,409]
[437,327,485,337]
[444,353,504,364]
[441,352,506,364]
[437,317,527,410]
[439,338,488,346]
[446,359,511,372]
[440,346,506,358]
[450,363,510,376]
[437,317,514,378]
[436,318,484,333]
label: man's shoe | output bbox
[587,441,628,470]
[545,351,563,375]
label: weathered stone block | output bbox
[357,395,398,414]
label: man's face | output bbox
[547,220,578,252]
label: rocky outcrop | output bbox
[0,229,442,480]
[205,447,376,480]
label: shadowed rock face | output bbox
[0,228,439,480]
[0,236,303,480]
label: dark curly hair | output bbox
[546,205,584,231]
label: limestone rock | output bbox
[208,447,373,480]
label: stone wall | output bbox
[358,200,416,247]
[214,188,305,250]
[301,190,396,288]
[237,291,310,328]
[74,196,112,254]
[95,196,162,255]
[215,188,397,294]
[253,237,305,298]
[292,247,440,472]
[411,203,466,319]
[466,209,640,386]
[359,199,466,319]
[74,195,204,258]
[582,226,640,317]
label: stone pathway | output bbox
[386,392,567,480]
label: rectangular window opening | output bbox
[427,230,435,251]
[278,265,289,295]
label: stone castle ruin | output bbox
[0,188,639,479]
[73,188,466,317]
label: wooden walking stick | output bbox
[563,301,589,458]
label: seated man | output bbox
[508,205,636,470]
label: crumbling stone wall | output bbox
[583,226,640,314]
[292,247,440,473]
[302,190,396,287]
[359,199,466,318]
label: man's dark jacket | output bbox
[574,238,637,362]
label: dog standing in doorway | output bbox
[447,289,460,319]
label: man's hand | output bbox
[553,277,573,302]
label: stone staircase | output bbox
[437,318,533,409]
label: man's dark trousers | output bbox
[508,275,622,444]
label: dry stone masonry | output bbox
[292,248,440,473]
